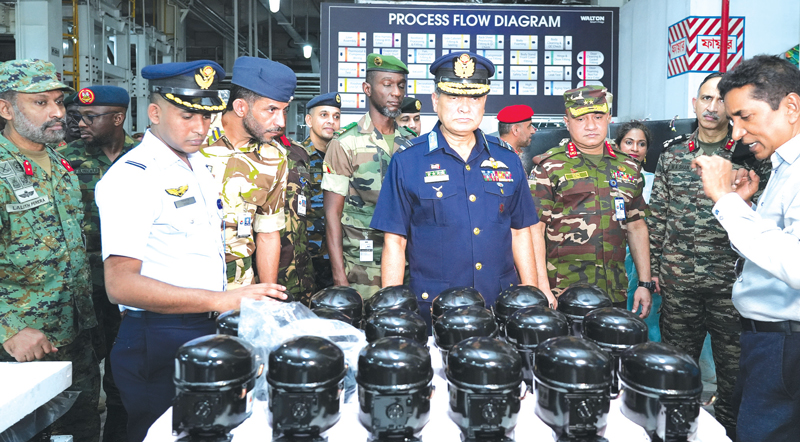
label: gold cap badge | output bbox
[454,53,475,79]
[195,66,215,90]
[415,99,421,111]
[374,56,383,67]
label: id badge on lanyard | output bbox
[609,178,626,221]
[298,176,308,216]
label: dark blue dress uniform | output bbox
[371,123,539,327]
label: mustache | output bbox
[702,111,719,120]
[263,126,283,133]
[44,117,66,128]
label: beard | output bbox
[12,105,66,144]
[376,103,401,119]
[243,110,281,144]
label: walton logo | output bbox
[580,15,605,24]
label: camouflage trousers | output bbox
[342,225,384,299]
[226,256,254,289]
[660,284,741,435]
[1,328,101,442]
[344,258,382,299]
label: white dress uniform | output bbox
[96,130,226,308]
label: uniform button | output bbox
[465,165,471,171]
[469,194,476,202]
[421,292,429,300]
[475,262,482,270]
[473,227,480,235]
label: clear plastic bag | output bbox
[0,390,79,442]
[238,299,366,403]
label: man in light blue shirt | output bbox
[693,55,800,442]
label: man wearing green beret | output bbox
[0,59,100,441]
[322,54,416,299]
[528,85,652,317]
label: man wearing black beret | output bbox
[396,96,422,137]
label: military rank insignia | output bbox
[481,170,513,182]
[165,185,189,197]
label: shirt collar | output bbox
[425,121,490,161]
[773,133,800,167]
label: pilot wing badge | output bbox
[165,184,189,197]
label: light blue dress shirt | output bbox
[713,134,800,322]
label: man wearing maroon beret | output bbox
[498,104,535,155]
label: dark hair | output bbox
[615,121,652,149]
[225,85,261,112]
[0,90,17,104]
[697,72,724,96]
[718,55,800,111]
[498,121,514,136]
[365,70,377,86]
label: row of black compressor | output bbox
[170,283,707,442]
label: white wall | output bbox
[618,0,800,122]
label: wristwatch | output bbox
[638,281,657,292]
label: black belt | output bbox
[741,317,800,334]
[124,310,218,320]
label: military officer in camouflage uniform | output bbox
[277,132,316,305]
[302,92,341,290]
[372,52,542,330]
[648,72,771,438]
[529,86,652,317]
[201,56,293,288]
[56,85,135,442]
[323,54,416,299]
[395,96,422,136]
[0,59,100,441]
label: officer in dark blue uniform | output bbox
[371,52,545,330]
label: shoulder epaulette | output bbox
[532,146,563,165]
[335,121,358,137]
[662,133,691,150]
[125,160,147,170]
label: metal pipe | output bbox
[720,0,730,72]
[234,0,238,59]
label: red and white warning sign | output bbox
[668,16,745,78]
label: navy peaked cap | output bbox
[232,56,296,102]
[307,92,341,110]
[142,60,225,112]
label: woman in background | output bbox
[615,121,660,341]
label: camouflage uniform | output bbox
[277,135,316,305]
[302,137,333,290]
[321,113,414,298]
[529,140,649,302]
[648,130,772,433]
[56,134,136,442]
[0,133,100,442]
[202,123,288,287]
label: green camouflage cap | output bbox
[564,85,613,117]
[0,59,73,94]
[367,53,408,74]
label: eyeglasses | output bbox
[68,111,121,126]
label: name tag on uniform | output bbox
[360,240,373,262]
[7,195,49,212]
[564,171,589,180]
[424,169,449,183]
[174,196,196,209]
[298,194,307,216]
[75,168,100,175]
